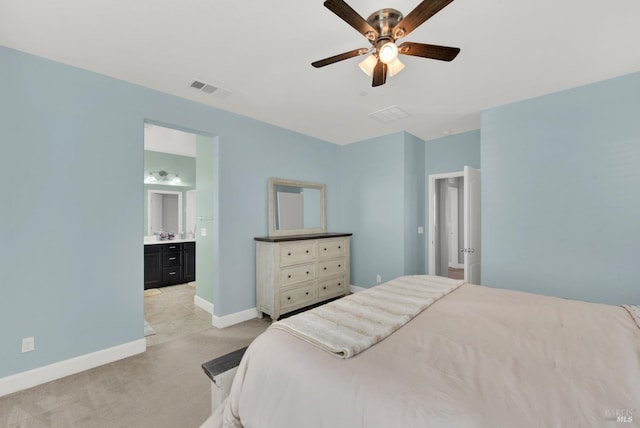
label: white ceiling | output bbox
[2,0,640,145]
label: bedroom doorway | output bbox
[428,166,481,284]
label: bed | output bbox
[201,275,640,428]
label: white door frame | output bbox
[428,171,463,275]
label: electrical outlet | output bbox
[22,337,34,353]
[201,228,207,237]
[376,274,382,284]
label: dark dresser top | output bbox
[254,232,352,242]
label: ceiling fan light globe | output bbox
[388,58,405,77]
[378,42,398,64]
[359,54,378,76]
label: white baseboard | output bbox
[212,308,258,329]
[350,285,366,293]
[0,339,146,398]
[194,295,214,314]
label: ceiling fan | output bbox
[311,0,460,87]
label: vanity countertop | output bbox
[144,237,196,246]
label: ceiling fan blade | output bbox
[311,48,369,68]
[324,0,379,40]
[392,0,455,39]
[398,42,460,61]
[372,60,387,87]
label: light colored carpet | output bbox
[0,319,270,428]
[144,283,212,347]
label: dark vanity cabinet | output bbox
[144,242,196,289]
[183,242,196,283]
[144,245,163,289]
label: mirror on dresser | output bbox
[268,178,326,237]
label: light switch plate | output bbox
[418,226,424,234]
[201,228,207,237]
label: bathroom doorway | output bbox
[142,121,216,346]
[428,166,481,284]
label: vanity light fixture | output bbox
[144,170,182,185]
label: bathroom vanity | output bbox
[144,238,196,289]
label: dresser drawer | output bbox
[280,283,316,309]
[318,239,346,260]
[279,242,316,266]
[318,258,346,277]
[280,263,316,287]
[318,276,347,298]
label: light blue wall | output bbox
[0,46,340,378]
[339,132,427,287]
[339,133,406,287]
[481,72,640,304]
[214,123,342,316]
[195,135,216,304]
[424,130,481,270]
[403,133,426,275]
[425,130,481,175]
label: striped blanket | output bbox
[270,275,464,358]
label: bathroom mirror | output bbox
[147,189,183,235]
[268,178,326,236]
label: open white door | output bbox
[463,166,481,284]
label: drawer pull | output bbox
[169,272,176,275]
[306,250,309,253]
[323,286,327,290]
[324,248,327,251]
[287,297,291,300]
[323,267,327,271]
[338,246,341,249]
[338,283,341,286]
[288,275,292,278]
[338,264,341,268]
[288,252,291,256]
[305,292,309,295]
[306,271,309,275]
[169,257,176,261]
[169,246,176,249]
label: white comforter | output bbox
[203,283,640,428]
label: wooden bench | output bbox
[201,347,248,412]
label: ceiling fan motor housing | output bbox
[367,8,403,41]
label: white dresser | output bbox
[255,233,352,320]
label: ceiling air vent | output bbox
[190,80,206,90]
[368,105,410,123]
[189,80,232,99]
